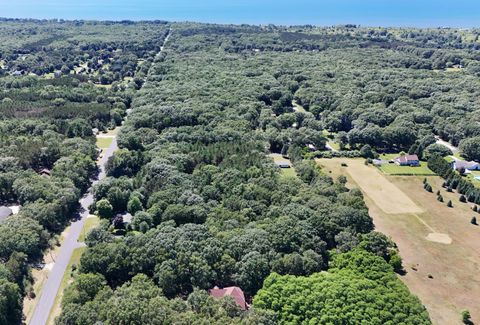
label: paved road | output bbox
[29,27,172,325]
[29,136,118,325]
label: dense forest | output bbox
[0,20,168,324]
[4,19,480,324]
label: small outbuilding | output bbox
[209,286,248,310]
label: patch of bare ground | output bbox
[317,158,480,325]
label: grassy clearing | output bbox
[292,100,307,113]
[47,247,86,325]
[96,137,113,149]
[466,170,480,187]
[281,167,297,178]
[78,216,100,243]
[378,162,435,176]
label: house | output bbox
[209,286,248,310]
[394,154,420,166]
[39,168,52,177]
[0,206,13,223]
[453,160,480,172]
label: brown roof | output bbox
[209,286,247,310]
[395,154,419,163]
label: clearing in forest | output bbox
[317,158,480,325]
[338,159,423,214]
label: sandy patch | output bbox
[44,262,55,271]
[426,233,452,244]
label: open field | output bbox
[378,161,435,176]
[317,158,480,325]
[268,153,296,178]
[333,159,423,214]
[47,246,86,325]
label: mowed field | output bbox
[317,158,480,325]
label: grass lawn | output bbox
[47,246,86,324]
[281,167,297,178]
[96,137,113,149]
[78,216,100,243]
[378,162,435,176]
[466,170,480,188]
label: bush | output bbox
[437,195,444,202]
[461,309,472,324]
[447,200,453,208]
[471,217,477,225]
[460,195,467,203]
[473,205,478,212]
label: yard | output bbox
[317,158,480,324]
[378,161,435,176]
[96,136,114,150]
[376,153,435,176]
[268,153,297,178]
[78,215,100,242]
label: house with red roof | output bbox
[208,286,248,310]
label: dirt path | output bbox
[317,158,480,325]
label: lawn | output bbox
[466,170,480,188]
[78,215,100,243]
[96,137,113,149]
[378,162,435,176]
[47,246,86,324]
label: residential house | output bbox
[394,154,420,166]
[453,160,480,173]
[39,168,52,177]
[209,286,248,310]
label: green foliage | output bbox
[96,199,114,219]
[254,250,431,324]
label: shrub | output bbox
[471,217,477,225]
[447,200,453,208]
[461,309,471,324]
[473,205,478,212]
[437,195,444,202]
[460,195,467,203]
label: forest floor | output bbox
[317,158,480,325]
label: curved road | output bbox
[29,136,118,325]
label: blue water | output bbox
[0,0,479,27]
